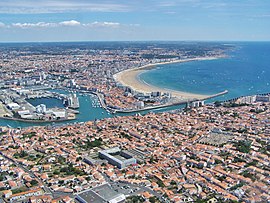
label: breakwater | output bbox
[114,90,228,113]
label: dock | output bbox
[114,90,228,113]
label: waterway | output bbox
[27,98,63,108]
[0,89,184,128]
[1,42,270,128]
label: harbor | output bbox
[114,90,228,113]
[0,42,270,128]
[0,88,81,123]
[0,88,110,128]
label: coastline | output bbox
[113,56,224,100]
[0,116,76,123]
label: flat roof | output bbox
[77,190,106,203]
[114,155,128,161]
[92,184,120,201]
[77,184,124,203]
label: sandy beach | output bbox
[114,57,221,100]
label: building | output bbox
[76,183,125,203]
[99,147,136,169]
[83,156,108,166]
[151,91,161,97]
[237,95,256,104]
[135,101,144,109]
[52,110,66,119]
[69,79,76,87]
[9,189,43,202]
[7,103,20,110]
[256,95,270,102]
[36,104,46,113]
[67,94,80,109]
[191,100,205,108]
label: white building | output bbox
[256,95,270,102]
[9,189,43,202]
[67,94,79,109]
[35,104,46,113]
[191,100,205,108]
[135,101,144,109]
[7,103,20,110]
[52,111,66,118]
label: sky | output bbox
[0,0,269,42]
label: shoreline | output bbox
[115,90,228,113]
[114,56,224,100]
[0,116,76,123]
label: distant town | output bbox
[0,42,230,122]
[0,42,269,203]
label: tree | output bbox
[214,101,222,107]
[233,140,252,153]
[126,195,145,203]
[156,180,165,188]
[53,170,60,175]
[149,196,160,203]
[30,179,39,186]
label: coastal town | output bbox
[1,0,270,201]
[0,42,269,203]
[0,42,230,122]
[0,94,269,202]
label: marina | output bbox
[1,43,270,128]
[0,88,78,123]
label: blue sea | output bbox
[140,42,270,101]
[1,42,269,128]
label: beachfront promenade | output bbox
[114,90,228,113]
[113,57,223,98]
[112,56,228,113]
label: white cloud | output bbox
[129,24,140,27]
[0,0,130,14]
[158,2,177,7]
[12,22,57,28]
[59,20,81,26]
[200,2,227,9]
[8,20,139,30]
[85,21,121,28]
[0,22,6,28]
[251,14,270,18]
[11,20,80,28]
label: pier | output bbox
[203,90,228,100]
[114,90,228,113]
[92,92,107,110]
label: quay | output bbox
[0,88,78,123]
[0,115,76,123]
[62,87,228,114]
[114,90,228,113]
[91,92,107,110]
[203,90,228,100]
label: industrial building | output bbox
[99,147,136,169]
[76,183,125,203]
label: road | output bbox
[0,151,58,197]
[0,151,171,202]
[101,172,171,203]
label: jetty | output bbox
[203,90,228,100]
[114,90,228,113]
